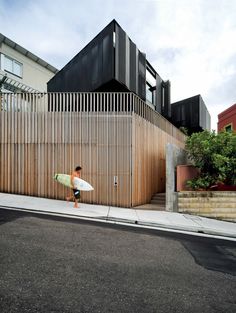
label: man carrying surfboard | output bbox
[66,166,82,208]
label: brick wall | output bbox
[218,103,236,132]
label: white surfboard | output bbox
[54,174,94,191]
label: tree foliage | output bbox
[185,130,236,190]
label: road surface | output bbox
[0,208,235,313]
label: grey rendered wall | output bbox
[166,143,188,212]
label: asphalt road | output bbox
[0,208,236,313]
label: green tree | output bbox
[185,130,236,190]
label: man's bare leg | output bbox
[66,195,73,202]
[74,198,79,208]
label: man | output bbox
[66,166,82,208]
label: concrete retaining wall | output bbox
[166,143,188,212]
[178,191,236,222]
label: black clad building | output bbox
[170,95,211,134]
[47,20,170,114]
[48,20,211,134]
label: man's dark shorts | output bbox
[73,189,80,200]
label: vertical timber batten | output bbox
[0,92,185,207]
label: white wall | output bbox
[0,43,55,92]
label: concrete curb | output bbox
[1,205,236,242]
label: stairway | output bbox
[135,193,166,210]
[150,193,166,209]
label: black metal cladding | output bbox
[129,40,137,93]
[47,20,170,112]
[115,23,126,88]
[113,22,147,101]
[171,95,211,133]
[138,52,146,101]
[47,21,115,92]
[161,80,171,119]
[155,75,162,114]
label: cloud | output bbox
[0,0,236,131]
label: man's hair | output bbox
[75,166,82,171]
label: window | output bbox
[146,67,156,105]
[146,83,154,104]
[146,68,156,86]
[225,124,232,132]
[3,55,23,78]
[113,31,116,48]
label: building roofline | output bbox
[48,19,163,85]
[48,20,118,84]
[0,33,58,74]
[171,94,211,116]
[218,103,236,118]
[171,94,201,105]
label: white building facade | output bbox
[0,33,57,93]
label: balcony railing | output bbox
[0,92,185,140]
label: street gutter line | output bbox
[0,205,236,242]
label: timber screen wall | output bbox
[0,92,185,207]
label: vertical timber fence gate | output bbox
[0,92,185,207]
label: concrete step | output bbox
[150,199,166,206]
[152,193,165,197]
[151,193,166,201]
[135,204,165,211]
[151,192,166,204]
[152,196,166,201]
[152,197,166,202]
[153,193,166,196]
[150,204,165,210]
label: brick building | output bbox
[218,103,236,132]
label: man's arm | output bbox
[70,172,75,189]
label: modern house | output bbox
[170,95,211,134]
[0,22,188,208]
[47,20,211,135]
[0,33,58,93]
[218,103,236,132]
[47,20,170,114]
[0,92,185,208]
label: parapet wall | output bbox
[178,191,236,222]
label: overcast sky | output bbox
[1,0,236,130]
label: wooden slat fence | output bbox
[0,92,185,207]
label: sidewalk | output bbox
[0,193,236,241]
